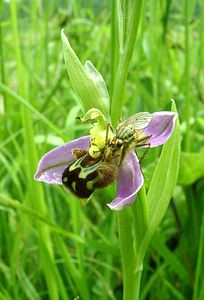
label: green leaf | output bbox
[151,233,189,282]
[178,150,204,185]
[61,30,110,120]
[116,0,124,52]
[147,107,180,224]
[135,101,180,269]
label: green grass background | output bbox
[0,0,204,299]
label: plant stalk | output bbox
[118,209,143,300]
[111,0,144,126]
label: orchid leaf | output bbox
[135,101,180,268]
[61,31,110,120]
[146,102,180,223]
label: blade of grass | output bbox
[151,233,189,282]
[140,264,167,300]
[0,82,67,140]
[54,235,90,300]
[163,279,186,300]
[17,270,41,300]
[9,1,60,299]
[0,194,84,244]
[40,243,70,300]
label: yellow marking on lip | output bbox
[72,181,76,192]
[86,174,103,190]
[63,177,68,182]
[68,155,102,179]
[78,160,102,179]
[69,156,84,171]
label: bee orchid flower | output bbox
[34,111,177,211]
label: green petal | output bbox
[61,30,110,120]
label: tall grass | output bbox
[0,0,204,299]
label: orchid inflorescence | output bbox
[34,31,178,211]
[34,108,177,211]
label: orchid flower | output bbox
[34,111,177,211]
[34,32,178,211]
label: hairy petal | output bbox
[107,151,144,211]
[143,112,178,147]
[34,136,90,184]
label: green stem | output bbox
[111,0,143,126]
[114,2,145,299]
[132,186,148,250]
[184,0,190,151]
[110,0,119,97]
[118,209,143,300]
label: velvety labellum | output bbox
[62,152,118,198]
